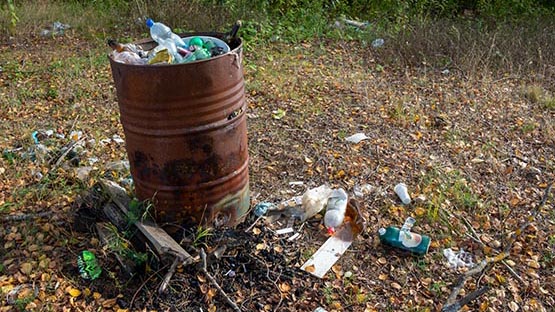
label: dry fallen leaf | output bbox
[414,207,427,217]
[20,263,33,275]
[68,288,81,298]
[279,283,291,292]
[527,259,540,269]
[509,301,519,312]
[391,282,402,290]
[304,264,315,273]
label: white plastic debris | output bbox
[353,183,374,198]
[443,248,474,269]
[394,183,411,205]
[300,184,333,222]
[275,227,294,235]
[372,38,384,48]
[301,223,354,278]
[112,134,125,144]
[345,132,369,144]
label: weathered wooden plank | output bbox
[100,179,194,265]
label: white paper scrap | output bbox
[288,233,301,241]
[275,227,294,235]
[300,223,354,278]
[345,133,369,144]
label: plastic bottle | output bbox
[378,217,431,255]
[324,188,348,234]
[145,19,185,63]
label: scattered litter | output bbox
[275,227,294,235]
[99,134,125,145]
[394,183,411,205]
[324,188,348,234]
[31,129,54,144]
[353,183,374,198]
[378,217,431,255]
[372,38,385,48]
[224,269,236,278]
[77,250,102,280]
[441,69,450,75]
[88,157,99,165]
[287,233,301,241]
[112,134,125,144]
[443,248,474,269]
[300,184,333,222]
[105,160,130,171]
[345,132,369,144]
[277,195,303,210]
[40,21,70,37]
[69,130,83,141]
[301,222,355,278]
[314,307,328,312]
[335,17,369,30]
[289,181,304,186]
[119,176,134,187]
[5,284,39,305]
[253,202,274,217]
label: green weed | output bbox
[193,225,213,249]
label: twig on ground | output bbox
[441,182,553,312]
[200,248,241,312]
[2,211,53,222]
[244,215,263,233]
[130,263,169,309]
[158,257,180,294]
[265,264,283,312]
[461,216,484,245]
[501,260,525,285]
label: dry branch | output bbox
[200,248,242,312]
[441,182,553,312]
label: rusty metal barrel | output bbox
[108,34,249,227]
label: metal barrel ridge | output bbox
[108,33,249,228]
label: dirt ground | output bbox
[1,33,554,312]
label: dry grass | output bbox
[369,17,555,87]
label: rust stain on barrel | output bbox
[109,35,249,227]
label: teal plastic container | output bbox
[378,226,431,255]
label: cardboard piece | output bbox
[300,223,354,278]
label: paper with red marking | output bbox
[300,223,354,278]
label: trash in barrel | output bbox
[108,22,249,228]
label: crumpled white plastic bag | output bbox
[443,248,474,269]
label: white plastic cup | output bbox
[394,183,411,205]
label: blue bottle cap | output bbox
[146,18,154,28]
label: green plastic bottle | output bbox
[77,250,102,280]
[378,217,431,255]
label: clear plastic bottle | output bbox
[324,188,348,234]
[145,19,185,63]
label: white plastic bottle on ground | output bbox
[324,188,348,234]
